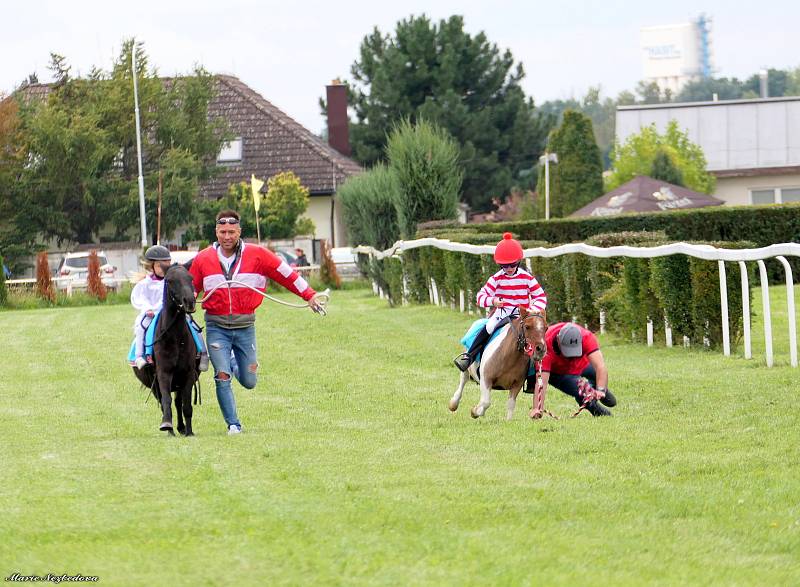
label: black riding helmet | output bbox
[144,245,172,262]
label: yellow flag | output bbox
[251,174,265,213]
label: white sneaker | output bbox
[227,424,241,435]
[134,357,148,369]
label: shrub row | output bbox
[417,204,800,282]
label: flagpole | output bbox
[251,174,264,245]
[132,41,148,247]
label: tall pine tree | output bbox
[650,148,684,186]
[337,14,553,212]
[536,110,603,218]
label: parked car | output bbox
[330,247,360,278]
[55,251,119,292]
[273,249,298,268]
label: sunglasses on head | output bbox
[216,217,240,225]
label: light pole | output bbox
[132,42,148,247]
[539,152,558,220]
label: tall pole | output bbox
[544,153,550,221]
[132,44,148,247]
[156,170,162,245]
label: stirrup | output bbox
[453,353,471,372]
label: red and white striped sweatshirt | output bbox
[476,268,547,311]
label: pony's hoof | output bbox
[448,399,459,412]
[470,406,480,419]
[182,430,194,437]
[160,421,173,431]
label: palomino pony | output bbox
[132,264,200,436]
[449,307,547,420]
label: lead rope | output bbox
[532,360,560,420]
[197,280,330,315]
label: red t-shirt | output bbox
[540,323,600,375]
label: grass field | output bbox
[2,285,799,586]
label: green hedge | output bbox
[428,204,800,246]
[367,230,755,350]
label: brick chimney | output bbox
[326,80,351,157]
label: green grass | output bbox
[1,287,799,586]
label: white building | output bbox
[616,96,800,206]
[641,15,712,95]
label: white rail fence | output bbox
[354,239,800,368]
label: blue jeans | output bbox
[205,322,259,427]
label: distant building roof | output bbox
[570,175,723,218]
[204,75,361,198]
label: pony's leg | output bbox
[449,370,470,412]
[506,385,522,421]
[175,391,185,435]
[471,376,492,418]
[181,383,194,436]
[156,372,174,433]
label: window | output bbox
[217,138,242,163]
[749,187,800,205]
[751,189,776,205]
[780,188,800,203]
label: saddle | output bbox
[127,310,205,364]
[459,318,537,377]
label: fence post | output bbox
[599,310,606,335]
[757,260,773,368]
[718,260,731,357]
[665,317,673,347]
[738,261,752,360]
[459,290,465,313]
[646,318,654,347]
[775,256,797,367]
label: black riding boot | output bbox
[454,327,492,372]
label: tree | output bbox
[536,110,603,218]
[14,41,227,246]
[261,172,313,240]
[387,118,462,238]
[606,120,715,194]
[650,148,684,186]
[338,14,553,211]
[675,76,745,102]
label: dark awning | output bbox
[570,176,724,217]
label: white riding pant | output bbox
[133,312,154,359]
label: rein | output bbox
[197,280,330,315]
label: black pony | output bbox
[132,263,200,436]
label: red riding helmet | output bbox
[494,232,524,264]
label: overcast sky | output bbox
[3,0,799,133]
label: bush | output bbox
[86,250,107,301]
[0,253,7,307]
[318,240,341,290]
[388,118,462,238]
[35,251,55,304]
[338,165,401,249]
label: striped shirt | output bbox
[476,268,547,311]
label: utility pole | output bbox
[539,152,558,220]
[132,42,148,247]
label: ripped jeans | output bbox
[206,322,258,428]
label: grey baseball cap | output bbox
[557,323,583,357]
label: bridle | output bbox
[512,311,546,358]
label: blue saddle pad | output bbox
[459,318,537,376]
[128,310,205,363]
